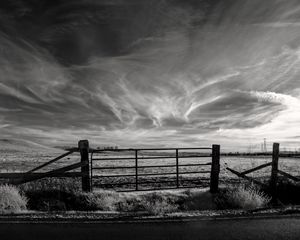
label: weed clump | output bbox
[215,184,270,210]
[78,191,120,211]
[0,184,27,213]
[140,192,178,215]
[22,180,273,213]
[25,188,182,214]
[19,177,81,193]
[25,189,121,211]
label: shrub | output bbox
[215,184,271,210]
[116,196,144,212]
[19,177,81,193]
[73,190,182,214]
[0,184,27,213]
[78,191,120,211]
[139,192,178,215]
[25,189,74,211]
[25,189,121,211]
[182,190,217,210]
[25,188,218,213]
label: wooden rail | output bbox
[240,162,272,175]
[226,167,267,187]
[225,142,300,200]
[27,150,76,173]
[277,169,300,182]
[225,161,272,187]
[0,172,84,179]
[225,145,278,191]
[1,141,91,192]
[13,161,88,185]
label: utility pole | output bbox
[264,138,267,152]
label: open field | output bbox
[1,140,299,191]
[1,141,300,212]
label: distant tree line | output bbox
[96,146,118,150]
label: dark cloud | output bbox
[0,0,207,65]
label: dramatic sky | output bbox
[0,0,299,151]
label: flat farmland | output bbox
[1,143,300,191]
[0,149,79,173]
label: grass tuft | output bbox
[20,180,275,213]
[25,188,183,214]
[19,177,81,193]
[0,184,27,213]
[215,184,271,210]
[79,190,120,211]
[140,192,178,215]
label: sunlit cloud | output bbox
[0,0,299,151]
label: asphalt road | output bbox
[0,216,300,240]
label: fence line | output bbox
[226,142,300,199]
[0,142,88,190]
[0,139,298,195]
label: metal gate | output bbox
[90,146,220,192]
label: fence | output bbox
[226,143,300,198]
[0,140,91,191]
[90,144,220,192]
[0,140,220,193]
[1,140,298,196]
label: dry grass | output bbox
[5,153,298,214]
[0,184,27,213]
[25,189,182,214]
[19,177,81,193]
[181,189,217,210]
[24,186,220,214]
[215,184,271,210]
[75,189,216,215]
[137,192,179,215]
[16,181,274,214]
[79,190,120,211]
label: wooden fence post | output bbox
[270,142,279,199]
[135,150,138,191]
[78,140,91,192]
[210,144,220,193]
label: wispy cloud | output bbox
[0,0,299,150]
[218,91,300,148]
[258,22,300,28]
